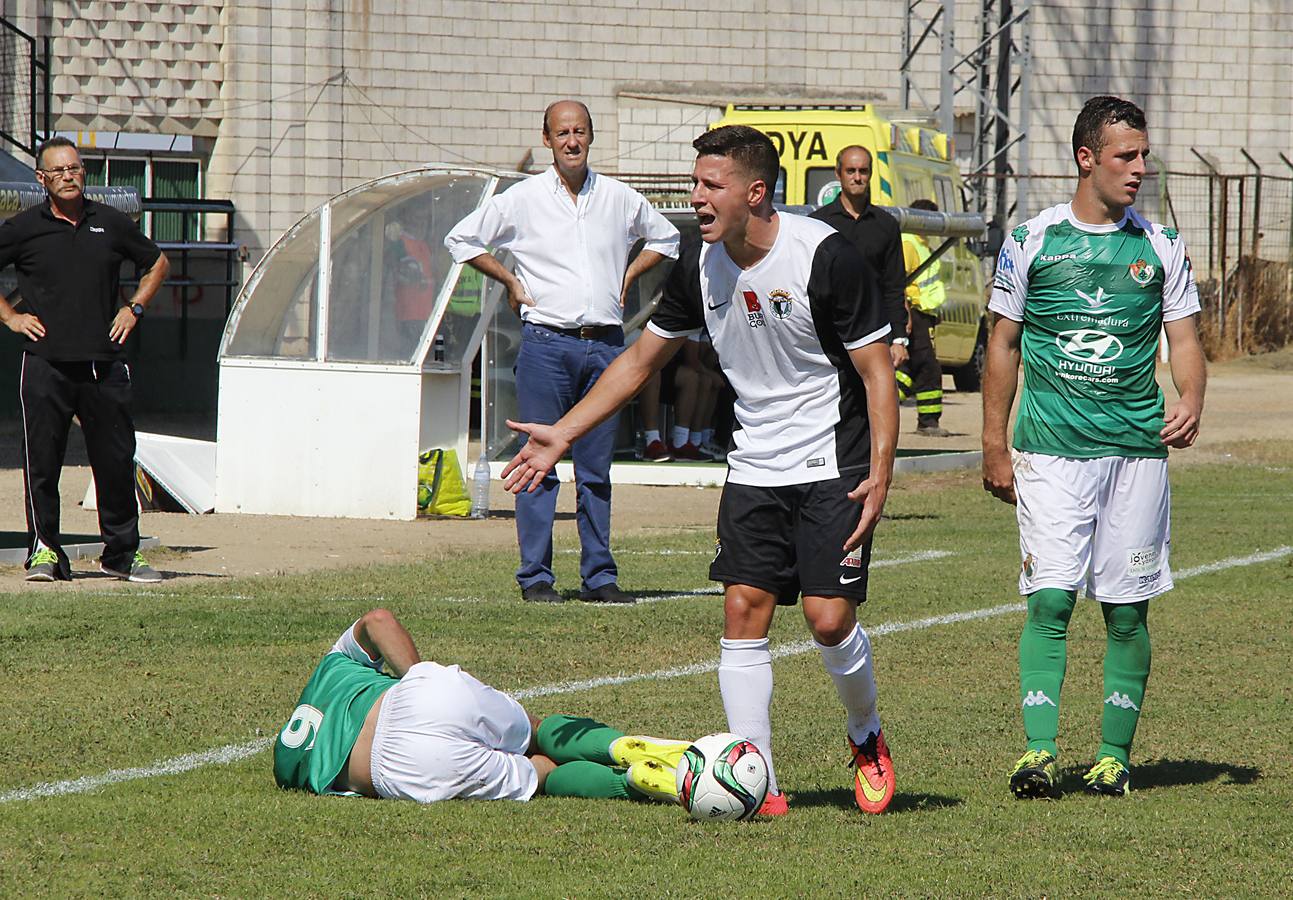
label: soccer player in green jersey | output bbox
[274,608,689,804]
[982,96,1207,798]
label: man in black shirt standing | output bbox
[0,136,170,583]
[810,145,909,369]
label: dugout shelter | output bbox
[216,166,525,520]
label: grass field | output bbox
[2,450,1291,897]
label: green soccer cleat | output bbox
[625,760,678,803]
[1083,756,1131,796]
[610,734,691,770]
[1009,749,1060,800]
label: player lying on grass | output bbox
[273,608,688,804]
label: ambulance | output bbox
[712,104,989,390]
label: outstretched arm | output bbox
[502,328,685,493]
[352,608,421,678]
[1161,315,1206,449]
[982,314,1022,504]
[844,340,899,551]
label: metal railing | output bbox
[0,17,51,159]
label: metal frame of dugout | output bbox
[215,165,986,522]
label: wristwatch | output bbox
[128,303,145,318]
[892,337,910,346]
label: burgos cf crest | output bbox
[1128,258,1155,286]
[768,289,794,319]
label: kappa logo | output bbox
[1011,223,1029,246]
[742,290,766,328]
[1022,690,1056,708]
[1057,329,1124,364]
[768,289,794,319]
[1128,258,1155,286]
[1075,286,1115,313]
[1104,691,1141,711]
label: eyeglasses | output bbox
[38,164,84,179]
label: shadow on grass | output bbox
[788,787,963,815]
[881,512,942,521]
[1057,758,1261,794]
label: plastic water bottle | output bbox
[470,452,491,519]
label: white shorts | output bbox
[1012,451,1173,603]
[369,661,538,803]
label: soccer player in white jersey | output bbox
[274,608,690,805]
[982,96,1207,798]
[503,125,901,816]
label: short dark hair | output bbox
[542,100,594,137]
[1072,96,1146,164]
[692,125,780,195]
[910,198,938,212]
[35,135,77,169]
[835,144,872,171]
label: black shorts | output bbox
[709,472,874,604]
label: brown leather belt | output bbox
[532,323,620,341]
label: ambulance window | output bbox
[774,168,786,204]
[805,167,839,207]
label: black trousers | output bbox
[895,307,943,427]
[20,353,139,578]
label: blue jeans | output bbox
[514,323,624,591]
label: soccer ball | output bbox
[674,732,769,821]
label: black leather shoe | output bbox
[521,582,564,603]
[579,583,636,604]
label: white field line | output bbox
[3,546,1287,805]
[624,550,957,607]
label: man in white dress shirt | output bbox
[446,100,679,604]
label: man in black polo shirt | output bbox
[0,136,170,583]
[809,145,909,369]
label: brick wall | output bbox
[25,0,1292,263]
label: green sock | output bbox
[535,715,622,765]
[542,761,632,800]
[1097,601,1151,766]
[1018,588,1077,757]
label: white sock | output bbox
[672,425,690,447]
[689,430,703,445]
[718,637,779,795]
[816,623,880,744]
[644,429,661,445]
[701,428,715,445]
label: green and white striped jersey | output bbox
[989,203,1200,458]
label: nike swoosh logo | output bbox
[839,575,862,585]
[707,301,729,310]
[858,775,888,804]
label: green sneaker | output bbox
[25,548,61,582]
[101,551,162,584]
[610,735,691,770]
[1009,749,1060,799]
[1083,756,1131,796]
[625,760,678,803]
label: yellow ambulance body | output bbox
[712,104,988,389]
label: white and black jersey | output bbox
[648,212,890,486]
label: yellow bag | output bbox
[417,449,471,517]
